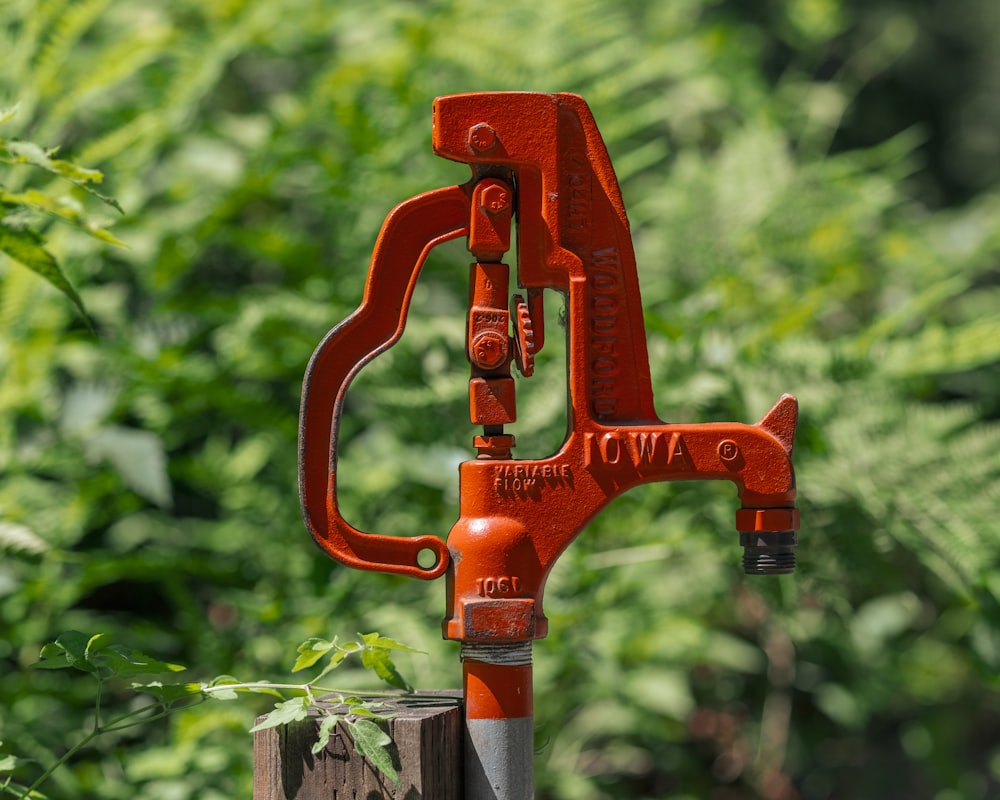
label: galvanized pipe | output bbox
[462,642,534,800]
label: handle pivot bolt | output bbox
[468,123,498,153]
[470,330,508,370]
[480,184,511,215]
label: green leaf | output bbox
[85,632,112,659]
[0,188,126,246]
[340,703,387,719]
[347,718,398,785]
[359,632,425,655]
[85,426,173,508]
[33,633,185,678]
[34,631,95,672]
[204,675,242,701]
[359,646,412,692]
[132,681,204,702]
[311,713,342,755]
[0,139,124,212]
[34,643,73,670]
[354,632,423,690]
[312,649,349,682]
[3,140,100,183]
[0,103,18,126]
[292,637,337,672]
[92,645,186,678]
[0,223,91,326]
[0,522,48,555]
[886,317,1000,377]
[249,697,311,732]
[0,754,17,772]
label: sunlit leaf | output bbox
[132,681,204,702]
[347,718,398,785]
[0,223,91,325]
[4,140,97,184]
[0,103,18,125]
[359,646,412,692]
[0,136,124,212]
[0,188,126,246]
[0,522,48,555]
[91,645,186,678]
[311,713,342,754]
[34,631,95,672]
[249,697,310,732]
[292,637,336,672]
[204,676,242,701]
[358,632,425,655]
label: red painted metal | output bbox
[464,660,533,720]
[298,87,799,661]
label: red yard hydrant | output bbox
[299,92,799,800]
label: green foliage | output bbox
[1,0,999,798]
[0,104,123,327]
[0,631,412,797]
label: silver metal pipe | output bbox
[462,642,534,800]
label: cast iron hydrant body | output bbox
[298,92,799,799]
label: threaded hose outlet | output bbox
[740,531,796,575]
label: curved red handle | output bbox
[298,184,471,579]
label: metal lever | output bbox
[298,185,471,580]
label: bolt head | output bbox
[471,331,507,369]
[480,184,510,215]
[468,123,498,153]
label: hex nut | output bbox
[480,184,510,215]
[468,123,498,153]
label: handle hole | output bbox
[416,548,440,570]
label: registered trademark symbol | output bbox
[718,439,740,462]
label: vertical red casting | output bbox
[298,93,800,799]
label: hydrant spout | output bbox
[443,394,799,646]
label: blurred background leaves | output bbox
[2,0,999,798]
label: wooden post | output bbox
[253,692,463,799]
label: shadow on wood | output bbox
[253,692,463,799]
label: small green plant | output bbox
[0,631,422,799]
[0,103,124,328]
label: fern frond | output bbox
[33,0,113,100]
[885,318,1000,377]
[46,30,173,127]
[0,521,48,555]
[75,111,163,171]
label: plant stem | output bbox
[19,728,100,800]
[16,696,193,799]
[93,677,103,732]
[200,680,445,700]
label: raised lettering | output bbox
[476,576,524,597]
[494,464,574,499]
[588,247,623,420]
[634,432,670,469]
[669,433,692,467]
[584,431,696,475]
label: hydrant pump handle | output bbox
[298,185,472,580]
